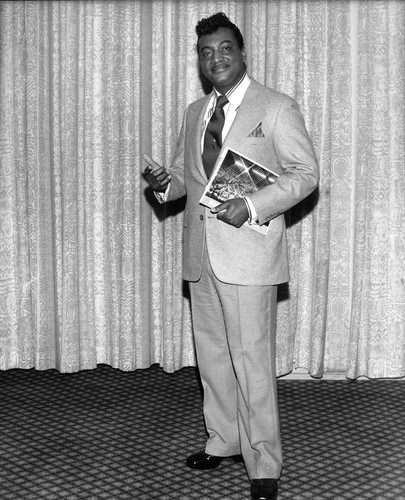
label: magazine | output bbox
[199,148,279,234]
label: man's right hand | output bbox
[142,153,171,193]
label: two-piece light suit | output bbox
[164,77,319,479]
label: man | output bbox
[143,12,319,500]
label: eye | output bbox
[201,50,212,59]
[221,45,232,52]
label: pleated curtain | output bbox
[0,0,404,378]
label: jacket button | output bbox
[200,215,204,220]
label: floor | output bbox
[0,364,404,499]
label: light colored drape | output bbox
[0,0,404,378]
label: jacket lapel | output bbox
[222,81,265,150]
[190,93,213,180]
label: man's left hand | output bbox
[211,198,249,228]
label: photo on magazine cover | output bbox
[201,148,279,207]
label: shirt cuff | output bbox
[154,183,170,203]
[243,196,259,225]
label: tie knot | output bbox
[216,95,228,109]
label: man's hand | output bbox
[211,198,249,228]
[142,153,171,192]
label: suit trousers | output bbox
[189,243,283,479]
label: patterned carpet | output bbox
[0,364,404,500]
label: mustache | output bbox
[210,63,229,71]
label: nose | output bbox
[212,49,224,63]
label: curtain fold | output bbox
[0,0,404,377]
[347,0,405,378]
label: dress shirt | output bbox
[201,72,251,150]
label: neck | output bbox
[214,71,247,97]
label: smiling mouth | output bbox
[211,65,229,73]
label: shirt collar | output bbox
[213,72,251,110]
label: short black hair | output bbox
[196,12,244,50]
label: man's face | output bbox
[198,27,246,94]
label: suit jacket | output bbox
[166,78,319,285]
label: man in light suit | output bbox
[143,12,319,500]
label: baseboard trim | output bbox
[279,368,346,380]
[279,368,405,381]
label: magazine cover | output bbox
[199,148,279,234]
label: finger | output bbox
[157,173,171,185]
[144,165,168,183]
[142,153,162,172]
[216,209,229,223]
[211,202,228,214]
[159,178,171,189]
[154,169,170,180]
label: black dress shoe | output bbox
[186,450,243,470]
[251,479,278,500]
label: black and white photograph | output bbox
[0,2,404,499]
